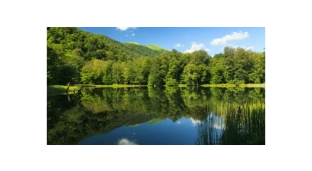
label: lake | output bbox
[47,87,265,145]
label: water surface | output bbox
[47,87,265,145]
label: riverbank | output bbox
[176,84,265,88]
[47,84,147,95]
[201,84,265,88]
[48,83,265,95]
[92,84,148,88]
[47,85,79,96]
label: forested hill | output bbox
[47,27,167,61]
[47,27,168,85]
[124,42,167,51]
[124,42,167,57]
[47,27,265,86]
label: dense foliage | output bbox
[47,27,265,86]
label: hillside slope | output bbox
[124,42,167,51]
[124,42,167,57]
[145,44,167,51]
[47,27,169,84]
[47,27,165,61]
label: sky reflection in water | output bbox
[79,114,223,145]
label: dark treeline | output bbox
[47,87,265,145]
[47,27,265,86]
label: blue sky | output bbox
[78,27,265,56]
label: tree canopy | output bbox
[47,27,265,86]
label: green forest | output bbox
[47,27,265,87]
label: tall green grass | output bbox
[196,101,265,145]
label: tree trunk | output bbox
[66,82,70,93]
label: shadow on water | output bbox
[47,87,265,145]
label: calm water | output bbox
[47,87,265,145]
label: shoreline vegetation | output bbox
[47,84,265,95]
[48,28,265,91]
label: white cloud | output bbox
[243,46,253,50]
[184,42,210,53]
[175,43,183,48]
[132,33,135,36]
[212,123,224,130]
[208,113,225,130]
[210,31,249,46]
[176,120,182,125]
[117,138,138,145]
[190,118,201,126]
[228,44,254,50]
[116,27,136,31]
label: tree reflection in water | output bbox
[47,87,265,145]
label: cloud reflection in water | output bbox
[117,138,138,145]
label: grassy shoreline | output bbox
[48,83,265,95]
[93,84,148,88]
[176,84,265,88]
[47,85,79,96]
[201,84,265,88]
